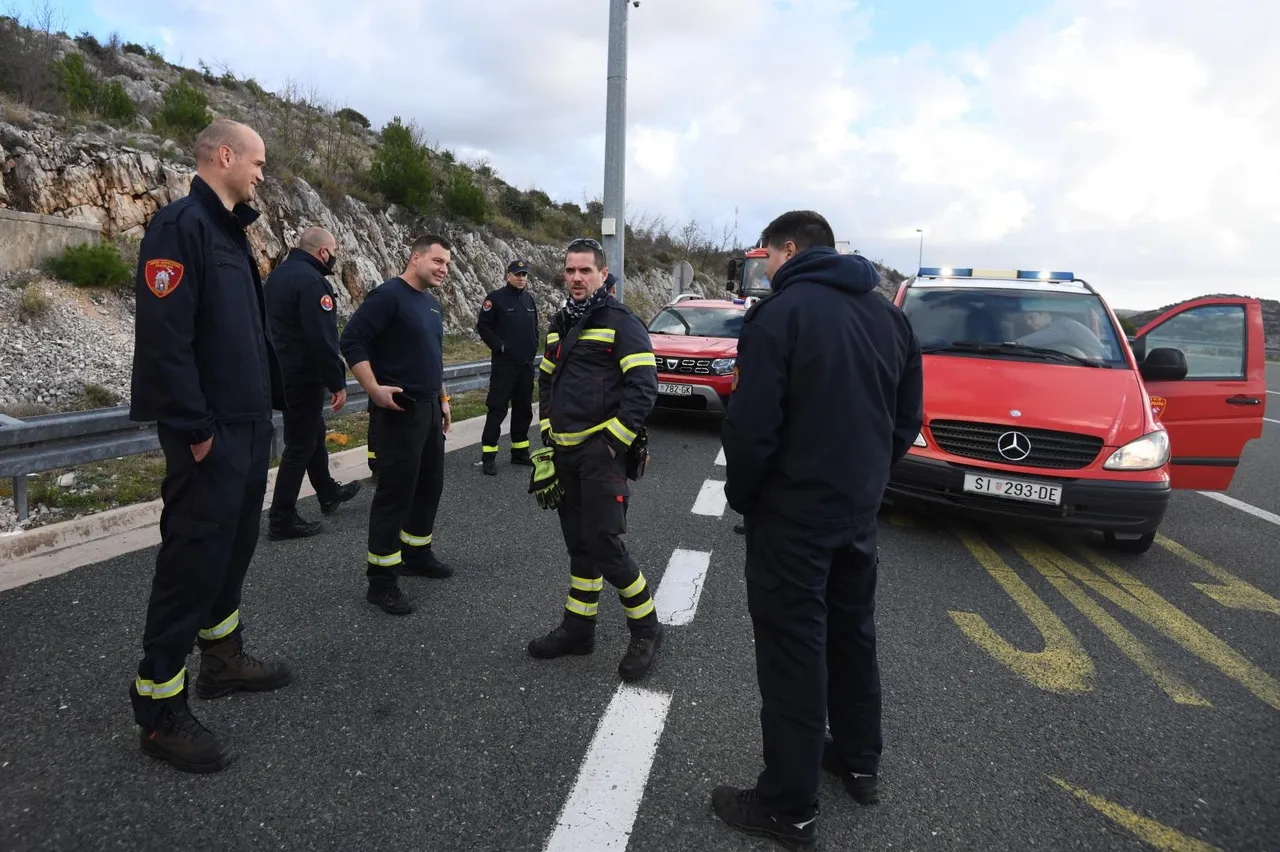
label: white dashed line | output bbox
[1264,418,1279,425]
[653,549,713,626]
[714,447,726,466]
[1198,492,1280,527]
[691,480,728,517]
[542,684,673,852]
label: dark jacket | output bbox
[129,174,285,444]
[264,248,347,394]
[721,247,923,527]
[476,283,539,364]
[339,276,445,401]
[538,294,658,455]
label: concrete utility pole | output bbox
[602,0,633,301]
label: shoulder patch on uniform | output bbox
[482,299,492,311]
[732,364,740,392]
[144,259,184,298]
[320,294,334,312]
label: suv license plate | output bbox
[963,473,1063,505]
[658,382,693,396]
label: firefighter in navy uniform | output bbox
[710,211,924,850]
[341,234,456,616]
[264,226,361,539]
[127,119,293,774]
[527,238,663,681]
[476,259,539,475]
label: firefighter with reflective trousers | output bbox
[526,238,662,681]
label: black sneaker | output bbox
[320,481,362,515]
[710,785,817,851]
[268,517,322,540]
[366,584,413,615]
[401,546,453,578]
[139,700,232,774]
[528,624,595,659]
[618,624,663,681]
[822,735,880,804]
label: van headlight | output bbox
[913,430,927,447]
[711,358,735,375]
[1103,430,1169,470]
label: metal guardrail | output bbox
[0,358,515,522]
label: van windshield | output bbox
[900,286,1126,367]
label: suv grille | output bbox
[928,420,1104,470]
[658,357,713,375]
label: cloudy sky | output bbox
[40,0,1280,310]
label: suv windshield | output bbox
[900,286,1126,367]
[648,306,744,338]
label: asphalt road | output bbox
[1,381,1277,852]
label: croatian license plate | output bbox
[658,382,693,396]
[963,473,1063,505]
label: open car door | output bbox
[1132,297,1267,490]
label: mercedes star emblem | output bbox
[996,431,1032,461]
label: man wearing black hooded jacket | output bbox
[711,210,923,850]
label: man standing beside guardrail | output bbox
[263,226,361,539]
[340,234,456,616]
[476,258,539,475]
[126,118,293,774]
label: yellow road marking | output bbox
[1050,777,1222,852]
[949,527,1094,694]
[1006,534,1211,707]
[1156,534,1280,617]
[1075,547,1280,712]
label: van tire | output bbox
[1103,530,1155,554]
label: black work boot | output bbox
[401,546,453,578]
[618,623,663,681]
[367,583,413,615]
[139,698,232,774]
[711,785,818,851]
[268,516,322,540]
[195,634,293,700]
[528,624,595,659]
[320,481,362,515]
[822,732,880,804]
[481,454,497,476]
[510,448,534,467]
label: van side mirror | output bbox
[1140,347,1187,382]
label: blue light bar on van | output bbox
[917,267,1075,281]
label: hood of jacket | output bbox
[770,246,880,297]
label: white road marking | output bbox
[1267,390,1279,395]
[1264,418,1279,425]
[715,447,726,466]
[691,479,727,517]
[542,684,673,852]
[1198,492,1280,527]
[653,549,713,626]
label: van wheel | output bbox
[1103,531,1155,554]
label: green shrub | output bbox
[97,80,136,122]
[55,53,97,113]
[18,282,51,319]
[444,170,486,223]
[335,107,369,128]
[157,80,210,136]
[369,117,432,213]
[44,243,132,290]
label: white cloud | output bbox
[95,0,1280,309]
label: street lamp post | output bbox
[916,228,924,271]
[602,0,633,302]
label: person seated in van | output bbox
[1014,309,1108,360]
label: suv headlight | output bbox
[1103,430,1169,471]
[913,430,927,447]
[711,358,735,375]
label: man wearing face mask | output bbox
[264,226,361,539]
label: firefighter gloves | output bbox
[529,447,563,509]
